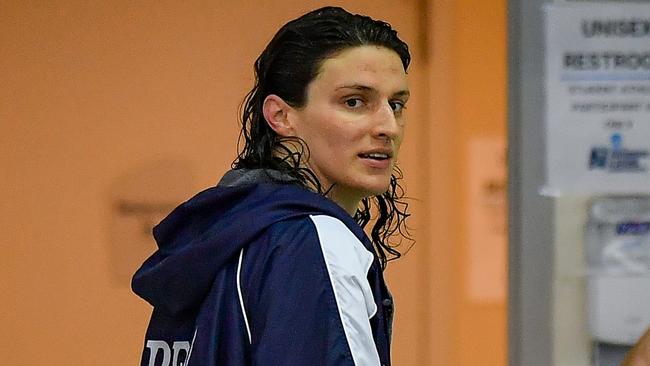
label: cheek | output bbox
[392,129,404,148]
[312,131,350,159]
[305,118,354,149]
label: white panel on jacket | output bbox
[310,214,380,366]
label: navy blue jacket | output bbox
[132,169,394,366]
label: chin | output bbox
[357,179,392,198]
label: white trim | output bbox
[183,328,197,366]
[237,248,252,343]
[309,215,380,366]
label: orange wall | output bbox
[423,0,508,365]
[0,1,506,365]
[452,1,508,365]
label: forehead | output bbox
[311,46,408,93]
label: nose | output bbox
[374,102,401,141]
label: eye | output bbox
[389,100,406,113]
[344,98,364,108]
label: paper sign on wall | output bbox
[544,4,650,195]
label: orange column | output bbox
[422,0,508,365]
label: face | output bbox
[288,45,409,213]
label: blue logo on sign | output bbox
[611,133,622,151]
[588,134,649,172]
[616,222,650,235]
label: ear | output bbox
[263,94,296,137]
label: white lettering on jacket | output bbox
[146,340,190,366]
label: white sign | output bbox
[544,4,650,195]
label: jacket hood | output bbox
[131,169,351,316]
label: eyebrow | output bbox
[335,84,410,98]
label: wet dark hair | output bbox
[232,6,412,269]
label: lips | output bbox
[358,150,393,161]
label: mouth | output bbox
[358,151,393,161]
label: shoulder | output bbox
[246,214,379,319]
[265,215,372,263]
[306,215,375,276]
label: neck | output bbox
[326,186,360,216]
